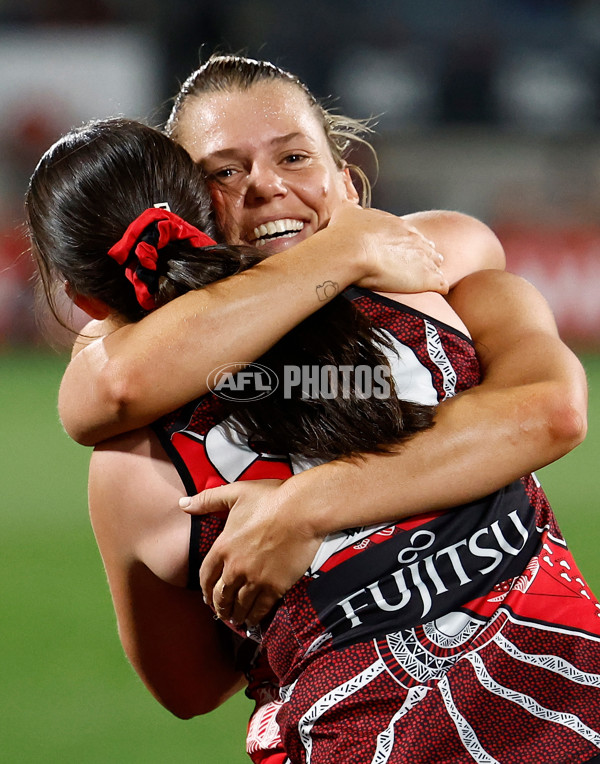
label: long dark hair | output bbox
[26,118,434,460]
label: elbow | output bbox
[165,702,205,721]
[541,383,588,458]
[167,701,217,720]
[145,669,245,721]
[58,358,137,446]
[512,378,588,468]
[57,400,96,448]
[170,708,199,721]
[159,688,236,720]
[548,397,587,454]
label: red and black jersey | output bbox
[153,290,600,764]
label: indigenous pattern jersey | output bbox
[153,288,600,764]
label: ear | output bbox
[72,294,111,320]
[65,282,111,320]
[342,166,360,203]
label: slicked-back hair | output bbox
[166,54,376,206]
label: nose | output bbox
[244,162,287,205]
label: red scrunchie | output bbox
[107,208,217,310]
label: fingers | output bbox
[406,229,448,292]
[427,261,449,294]
[212,581,281,629]
[201,549,280,628]
[229,583,258,626]
[243,590,280,628]
[405,225,445,269]
[212,578,236,622]
[179,484,235,515]
[200,548,260,625]
[231,585,281,628]
[391,228,448,294]
[199,546,223,609]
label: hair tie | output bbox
[107,208,217,310]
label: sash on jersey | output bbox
[308,480,539,648]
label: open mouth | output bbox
[252,218,305,247]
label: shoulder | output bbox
[70,317,117,359]
[89,427,190,586]
[447,270,561,368]
[403,209,498,245]
[90,426,179,495]
[368,289,471,337]
[449,270,555,328]
[402,210,506,285]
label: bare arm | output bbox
[185,270,587,625]
[306,269,586,519]
[88,428,245,717]
[58,207,494,446]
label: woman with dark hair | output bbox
[27,117,600,764]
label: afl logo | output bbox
[207,362,279,402]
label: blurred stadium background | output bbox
[1,1,599,761]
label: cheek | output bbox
[312,174,347,214]
[297,171,336,211]
[308,164,350,207]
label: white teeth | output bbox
[253,219,304,240]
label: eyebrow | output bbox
[203,132,316,162]
[271,132,312,146]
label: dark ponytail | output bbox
[26,118,224,326]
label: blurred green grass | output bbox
[1,350,599,763]
[0,351,250,763]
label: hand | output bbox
[328,202,448,295]
[180,480,322,628]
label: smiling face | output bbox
[175,80,359,254]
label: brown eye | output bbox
[212,168,236,179]
[284,154,306,164]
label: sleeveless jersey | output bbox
[153,288,600,764]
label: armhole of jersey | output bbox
[344,285,475,346]
[150,421,202,591]
[187,516,202,591]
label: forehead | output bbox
[177,81,327,163]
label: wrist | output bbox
[280,469,330,541]
[283,461,354,539]
[306,226,367,287]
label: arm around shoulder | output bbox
[186,269,588,623]
[448,268,588,453]
[58,205,448,446]
[288,269,587,538]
